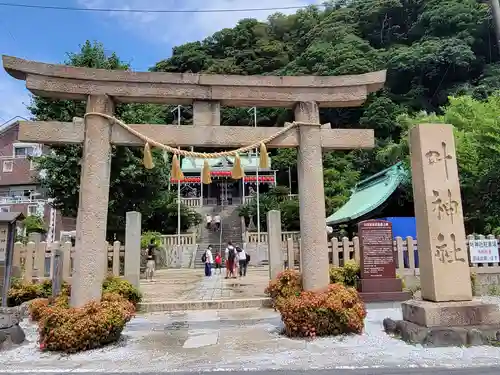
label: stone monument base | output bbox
[0,306,26,351]
[383,299,500,347]
[358,278,412,302]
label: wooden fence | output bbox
[11,240,124,284]
[320,234,500,274]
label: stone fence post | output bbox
[124,211,141,288]
[267,210,282,279]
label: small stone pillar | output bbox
[286,237,295,269]
[267,210,282,279]
[71,95,114,308]
[124,211,142,288]
[294,102,329,291]
[193,100,221,126]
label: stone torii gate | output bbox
[2,55,386,307]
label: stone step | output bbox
[138,297,272,312]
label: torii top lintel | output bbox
[2,55,386,108]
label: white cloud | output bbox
[0,69,31,125]
[0,1,321,124]
[78,0,323,45]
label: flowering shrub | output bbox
[264,269,302,307]
[278,283,367,338]
[31,292,135,353]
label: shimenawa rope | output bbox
[83,112,319,181]
[84,112,298,159]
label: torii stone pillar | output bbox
[72,95,114,307]
[295,102,329,291]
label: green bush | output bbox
[32,292,135,353]
[23,215,47,235]
[102,276,142,307]
[329,260,360,287]
[141,231,162,249]
[6,279,71,307]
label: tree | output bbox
[22,215,46,235]
[238,186,299,231]
[31,41,201,237]
[376,93,500,234]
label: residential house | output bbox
[0,120,76,240]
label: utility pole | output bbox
[491,0,500,53]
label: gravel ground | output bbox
[1,298,500,372]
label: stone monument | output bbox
[384,123,500,347]
[357,220,411,302]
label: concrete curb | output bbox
[138,297,273,312]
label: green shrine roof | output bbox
[325,162,407,226]
[181,153,272,172]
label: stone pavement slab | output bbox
[3,369,500,375]
[139,267,271,311]
[2,299,500,372]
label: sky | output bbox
[0,0,322,125]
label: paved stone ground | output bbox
[3,369,500,375]
[141,266,269,302]
[2,298,500,372]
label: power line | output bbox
[0,2,322,14]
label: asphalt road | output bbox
[8,368,500,375]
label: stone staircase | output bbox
[194,204,243,268]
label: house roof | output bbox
[0,117,30,137]
[325,162,407,226]
[0,212,24,224]
[181,153,272,172]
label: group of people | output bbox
[202,241,250,278]
[205,213,221,232]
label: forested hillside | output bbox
[150,0,499,219]
[32,0,500,235]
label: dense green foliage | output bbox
[378,94,500,234]
[22,215,46,235]
[31,0,500,234]
[237,186,299,231]
[152,0,500,231]
[30,41,201,237]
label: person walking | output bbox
[202,245,213,277]
[145,238,157,282]
[205,214,212,230]
[236,246,248,277]
[214,251,222,274]
[214,214,221,232]
[225,241,236,279]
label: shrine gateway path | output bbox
[2,55,386,307]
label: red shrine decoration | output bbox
[243,176,275,183]
[170,175,275,184]
[210,171,232,176]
